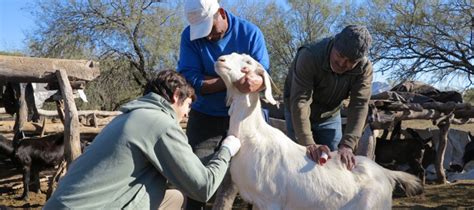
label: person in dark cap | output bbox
[284,25,373,170]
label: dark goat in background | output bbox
[375,128,435,184]
[0,133,65,200]
[463,132,474,168]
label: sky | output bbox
[0,0,34,52]
[0,0,470,91]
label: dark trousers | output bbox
[185,109,229,210]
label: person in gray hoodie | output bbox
[44,70,241,210]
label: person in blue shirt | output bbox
[177,0,270,209]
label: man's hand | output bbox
[338,145,355,170]
[233,67,264,93]
[306,144,331,165]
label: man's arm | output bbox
[233,26,271,93]
[201,76,226,94]
[249,27,270,72]
[340,60,373,150]
[149,125,232,202]
[289,48,317,146]
[177,31,226,95]
[337,60,372,170]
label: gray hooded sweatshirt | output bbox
[44,93,232,209]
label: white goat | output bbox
[214,53,422,210]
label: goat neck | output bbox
[228,91,265,143]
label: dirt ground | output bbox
[0,167,52,210]
[1,170,474,209]
[393,180,474,209]
[1,120,472,209]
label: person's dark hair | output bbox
[334,25,372,61]
[143,70,196,104]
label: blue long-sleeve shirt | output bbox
[178,11,270,117]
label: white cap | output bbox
[184,0,220,41]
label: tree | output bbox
[361,0,473,87]
[28,0,184,86]
[223,0,342,92]
[27,0,184,110]
[464,88,474,105]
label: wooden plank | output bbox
[0,108,122,118]
[0,121,110,133]
[0,55,100,83]
[13,84,28,144]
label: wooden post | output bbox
[46,160,67,199]
[56,70,81,166]
[55,100,66,125]
[435,117,452,184]
[12,83,28,145]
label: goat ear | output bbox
[225,80,234,106]
[226,89,233,106]
[256,64,277,105]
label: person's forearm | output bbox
[291,103,315,146]
[341,102,369,150]
[201,76,226,94]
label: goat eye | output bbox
[245,60,252,65]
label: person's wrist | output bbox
[338,144,353,152]
[221,145,234,156]
[305,143,317,147]
[221,135,241,157]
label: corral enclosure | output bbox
[1,57,474,209]
[1,118,474,209]
[1,0,473,208]
[0,121,474,210]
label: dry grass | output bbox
[403,119,474,133]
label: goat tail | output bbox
[0,138,14,156]
[387,169,423,196]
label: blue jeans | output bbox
[285,107,342,151]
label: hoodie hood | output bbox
[120,93,177,120]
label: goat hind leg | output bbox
[31,167,41,193]
[212,172,239,210]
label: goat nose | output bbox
[218,57,226,62]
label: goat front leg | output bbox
[409,156,426,185]
[212,172,239,210]
[19,166,30,200]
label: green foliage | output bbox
[223,0,343,93]
[21,0,472,110]
[26,0,184,110]
[464,88,474,105]
[76,58,143,110]
[359,0,473,85]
